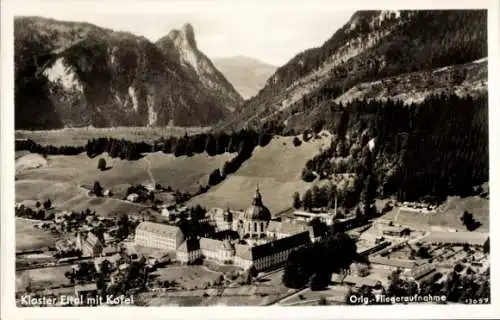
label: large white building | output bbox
[134,221,184,250]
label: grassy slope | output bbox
[15,151,232,216]
[382,195,489,232]
[188,134,332,214]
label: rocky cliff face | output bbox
[15,17,232,129]
[155,23,243,111]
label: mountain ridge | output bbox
[155,23,243,111]
[14,17,239,129]
[217,10,488,132]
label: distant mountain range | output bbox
[15,17,242,129]
[213,56,277,99]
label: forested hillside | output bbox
[218,10,487,131]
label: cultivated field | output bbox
[16,218,56,251]
[188,134,332,214]
[15,126,210,147]
[16,265,73,292]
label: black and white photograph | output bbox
[1,0,499,319]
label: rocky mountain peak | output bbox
[167,22,197,50]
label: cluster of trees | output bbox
[54,248,82,259]
[113,214,139,240]
[15,139,85,156]
[152,129,265,157]
[460,211,481,231]
[282,232,358,290]
[65,261,96,285]
[124,184,154,203]
[204,129,261,187]
[86,138,150,160]
[15,204,52,220]
[177,206,215,239]
[91,181,106,197]
[15,200,54,220]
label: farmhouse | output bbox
[382,226,411,237]
[134,221,185,250]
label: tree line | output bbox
[15,139,85,156]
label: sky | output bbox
[14,1,354,66]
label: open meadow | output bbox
[15,126,210,147]
[16,265,73,292]
[15,150,234,216]
[188,134,332,214]
[16,218,57,251]
[149,265,223,290]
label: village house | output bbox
[381,226,412,237]
[126,193,139,202]
[76,232,103,257]
[134,221,185,250]
[292,210,334,225]
[102,246,120,256]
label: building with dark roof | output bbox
[234,231,311,271]
[134,221,185,250]
[77,232,103,257]
[176,238,201,263]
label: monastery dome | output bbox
[243,186,271,221]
